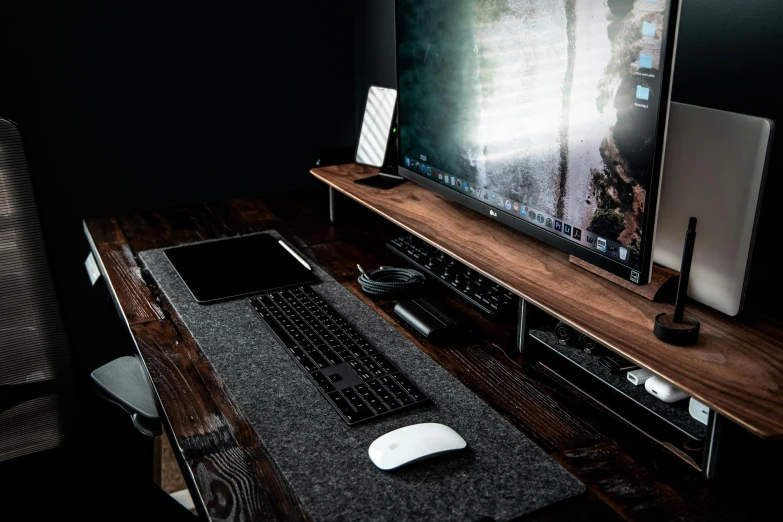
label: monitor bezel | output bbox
[393,0,682,286]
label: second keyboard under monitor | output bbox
[387,235,518,316]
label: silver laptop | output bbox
[653,102,774,316]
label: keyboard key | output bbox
[291,348,316,372]
[397,394,414,406]
[335,347,352,360]
[253,303,298,348]
[354,384,372,399]
[371,354,397,374]
[320,347,342,365]
[384,398,401,409]
[328,391,355,416]
[393,378,426,402]
[361,358,385,377]
[347,360,365,373]
[311,372,335,393]
[341,387,371,412]
[345,343,367,359]
[369,400,388,414]
[379,376,397,389]
[308,351,329,369]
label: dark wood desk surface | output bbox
[85,190,757,521]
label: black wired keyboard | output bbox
[250,286,430,425]
[387,235,518,316]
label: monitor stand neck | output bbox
[568,255,679,302]
[378,165,402,177]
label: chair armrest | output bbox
[91,356,161,436]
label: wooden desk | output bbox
[84,190,763,521]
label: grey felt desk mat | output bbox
[140,231,585,521]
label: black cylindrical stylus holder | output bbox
[654,217,701,346]
[654,312,700,346]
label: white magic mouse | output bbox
[368,423,467,470]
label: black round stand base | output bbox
[654,313,700,346]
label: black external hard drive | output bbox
[393,298,468,343]
[599,353,640,374]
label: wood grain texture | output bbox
[96,243,165,325]
[86,209,311,522]
[85,192,773,520]
[132,320,309,521]
[311,164,783,439]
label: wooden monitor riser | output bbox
[311,163,783,440]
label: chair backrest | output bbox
[0,117,77,462]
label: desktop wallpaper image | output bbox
[397,0,669,267]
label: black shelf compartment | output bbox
[529,327,706,470]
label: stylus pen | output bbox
[278,240,312,271]
[674,217,697,323]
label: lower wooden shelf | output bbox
[530,328,705,469]
[531,328,706,439]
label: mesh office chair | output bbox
[0,117,78,462]
[0,118,191,520]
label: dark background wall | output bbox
[1,0,781,364]
[353,0,783,318]
[0,1,357,392]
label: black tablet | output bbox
[164,234,319,303]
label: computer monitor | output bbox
[395,0,682,285]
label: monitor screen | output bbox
[395,0,680,284]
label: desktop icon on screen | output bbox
[597,237,607,253]
[554,220,562,232]
[426,166,432,176]
[529,210,537,220]
[504,199,512,210]
[456,179,462,188]
[639,54,653,69]
[537,214,545,224]
[450,176,456,186]
[642,22,657,37]
[438,172,443,181]
[512,202,520,213]
[572,227,582,241]
[420,163,428,174]
[636,85,650,100]
[546,218,553,228]
[620,247,629,261]
[520,206,528,217]
[405,157,411,167]
[563,224,572,236]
